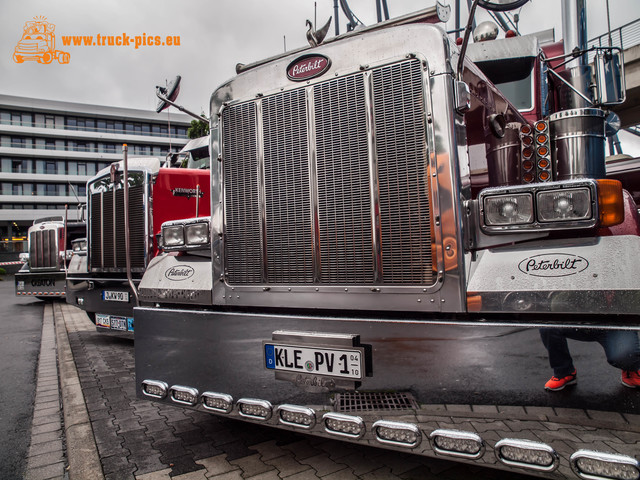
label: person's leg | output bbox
[595,330,640,387]
[540,328,576,377]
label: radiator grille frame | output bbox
[220,57,442,295]
[88,172,150,273]
[28,225,61,271]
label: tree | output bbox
[187,118,209,139]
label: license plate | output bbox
[102,290,129,302]
[17,281,24,291]
[96,314,133,332]
[264,344,363,379]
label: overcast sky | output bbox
[2,0,640,155]
[2,0,638,112]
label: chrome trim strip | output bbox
[306,86,321,283]
[372,420,421,448]
[201,391,234,414]
[169,385,199,406]
[237,398,273,421]
[570,449,640,480]
[322,412,365,439]
[141,379,168,399]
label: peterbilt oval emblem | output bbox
[164,265,195,281]
[518,253,589,277]
[287,54,331,81]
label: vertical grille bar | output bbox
[314,74,374,284]
[262,89,313,284]
[373,60,433,285]
[223,103,262,283]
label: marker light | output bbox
[373,420,421,448]
[237,398,273,420]
[201,392,233,413]
[523,147,533,158]
[536,134,548,144]
[142,380,168,399]
[523,160,534,170]
[429,429,485,459]
[322,413,365,438]
[535,120,548,132]
[277,405,316,429]
[570,450,640,480]
[537,146,549,157]
[537,187,592,222]
[484,193,534,226]
[539,171,551,181]
[495,439,559,472]
[597,179,624,227]
[162,225,184,247]
[521,125,532,135]
[169,385,199,406]
[538,158,550,169]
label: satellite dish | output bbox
[155,75,182,113]
[478,0,529,12]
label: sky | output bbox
[1,0,640,150]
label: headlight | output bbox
[484,194,533,226]
[72,238,87,252]
[185,223,209,246]
[161,218,210,251]
[162,225,184,247]
[536,188,591,222]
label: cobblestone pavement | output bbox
[55,302,542,480]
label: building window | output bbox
[45,115,55,128]
[46,161,57,174]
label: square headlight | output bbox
[184,222,209,246]
[536,188,592,222]
[483,193,534,226]
[162,225,184,247]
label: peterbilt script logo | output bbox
[287,54,331,81]
[164,265,195,281]
[518,253,589,277]
[171,188,203,199]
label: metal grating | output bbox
[315,74,374,284]
[263,89,314,284]
[223,103,262,284]
[89,184,146,271]
[373,60,433,285]
[223,58,434,288]
[334,392,418,412]
[29,228,58,269]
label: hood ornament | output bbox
[306,17,332,47]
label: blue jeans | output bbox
[539,328,640,377]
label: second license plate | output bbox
[102,290,129,302]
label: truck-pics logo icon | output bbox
[13,16,70,64]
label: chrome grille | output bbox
[315,75,374,284]
[223,58,433,287]
[29,228,58,270]
[89,184,146,271]
[223,103,262,284]
[263,90,313,284]
[373,61,433,284]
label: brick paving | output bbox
[51,302,546,479]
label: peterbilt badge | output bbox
[287,54,331,82]
[518,253,589,277]
[164,265,195,281]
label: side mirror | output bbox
[594,49,626,106]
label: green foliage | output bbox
[187,119,209,139]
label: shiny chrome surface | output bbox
[211,25,470,312]
[429,429,485,459]
[322,412,365,439]
[494,438,559,472]
[28,222,61,271]
[88,171,150,273]
[570,450,640,480]
[550,108,606,180]
[276,404,316,429]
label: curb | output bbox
[54,302,104,480]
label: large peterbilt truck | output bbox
[134,2,640,478]
[66,139,210,333]
[15,216,85,298]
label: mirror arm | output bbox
[546,67,595,106]
[155,90,208,122]
[457,0,480,81]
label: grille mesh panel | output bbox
[89,184,146,271]
[223,103,262,284]
[263,90,314,284]
[315,75,374,284]
[373,60,433,284]
[29,229,57,269]
[223,59,433,288]
[334,392,418,412]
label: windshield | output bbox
[477,56,535,112]
[183,145,210,169]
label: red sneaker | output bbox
[621,370,640,388]
[544,370,577,391]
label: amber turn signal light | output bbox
[597,179,624,227]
